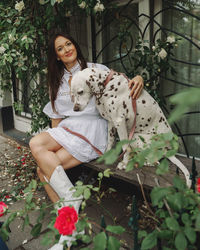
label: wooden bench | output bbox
[83,155,200,190]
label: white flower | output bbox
[39,0,46,4]
[21,35,27,41]
[56,0,63,3]
[158,48,167,59]
[167,36,175,44]
[94,1,105,12]
[152,46,156,51]
[9,34,16,43]
[79,1,86,9]
[65,11,72,17]
[15,1,25,12]
[0,46,6,54]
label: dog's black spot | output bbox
[142,100,146,104]
[148,117,151,122]
[153,101,157,105]
[109,109,111,112]
[104,94,108,97]
[126,109,129,113]
[145,124,148,126]
[165,122,169,127]
[136,113,139,116]
[123,101,127,109]
[110,77,114,81]
[141,117,144,120]
[159,117,164,123]
[111,100,114,104]
[99,74,101,79]
[118,82,121,86]
[139,124,143,127]
[140,129,143,132]
[115,96,117,98]
[115,88,118,92]
[126,118,129,122]
[86,80,90,86]
[92,69,95,72]
[111,95,113,97]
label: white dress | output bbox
[43,62,109,162]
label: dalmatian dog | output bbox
[70,68,191,187]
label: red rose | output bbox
[197,178,200,193]
[0,202,8,217]
[54,206,78,235]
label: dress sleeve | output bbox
[43,102,65,119]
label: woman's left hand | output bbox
[128,75,144,99]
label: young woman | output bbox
[29,32,144,250]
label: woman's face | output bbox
[54,36,78,70]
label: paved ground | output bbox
[0,133,142,250]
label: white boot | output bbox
[49,165,82,212]
[48,165,83,250]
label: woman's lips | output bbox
[65,52,73,57]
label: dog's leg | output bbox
[168,156,191,188]
[114,118,130,170]
[106,121,116,151]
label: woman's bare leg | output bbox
[30,132,82,203]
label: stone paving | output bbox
[0,134,137,250]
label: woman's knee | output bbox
[29,136,41,156]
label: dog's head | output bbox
[70,69,93,112]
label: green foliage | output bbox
[139,176,200,250]
[168,87,200,124]
[124,36,178,102]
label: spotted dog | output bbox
[70,68,191,187]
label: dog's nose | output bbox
[73,105,80,112]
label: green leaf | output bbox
[103,169,112,177]
[83,188,91,200]
[181,213,191,226]
[26,192,33,204]
[158,230,173,239]
[150,187,171,206]
[166,193,184,211]
[141,231,157,250]
[98,172,103,179]
[22,214,30,231]
[169,88,200,124]
[138,230,147,239]
[184,226,196,244]
[93,232,107,250]
[173,176,186,190]
[175,232,187,250]
[31,223,42,237]
[195,213,200,230]
[106,225,125,234]
[156,159,169,175]
[41,231,54,246]
[165,217,180,231]
[78,234,91,244]
[76,219,87,232]
[107,236,120,250]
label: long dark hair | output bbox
[47,32,87,111]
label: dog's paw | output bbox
[117,162,126,170]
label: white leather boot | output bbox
[47,165,83,250]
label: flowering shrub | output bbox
[0,202,8,217]
[128,36,178,102]
[54,206,78,235]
